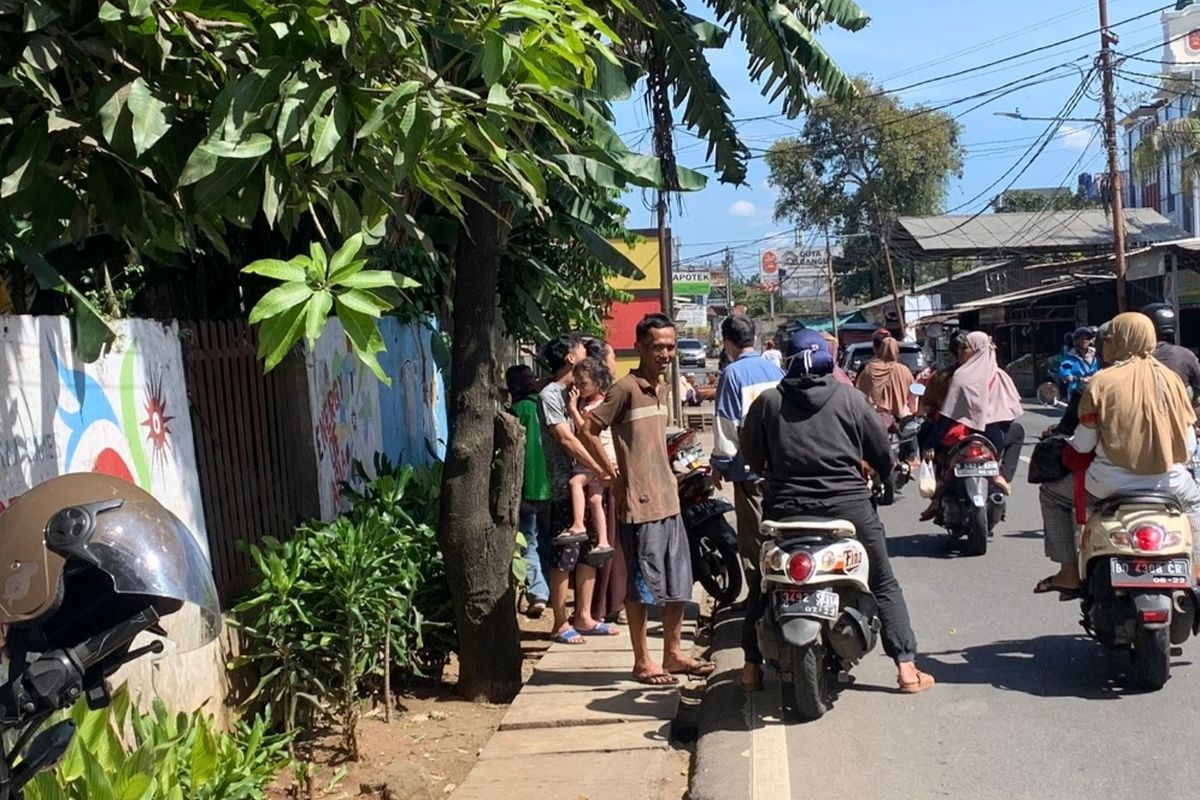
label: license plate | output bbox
[954,461,999,477]
[1110,557,1192,589]
[774,588,839,620]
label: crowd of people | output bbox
[506,302,1200,694]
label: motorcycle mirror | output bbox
[909,383,926,397]
[10,720,75,792]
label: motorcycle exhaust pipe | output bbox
[989,492,1006,506]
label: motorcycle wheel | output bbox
[1036,381,1060,408]
[964,504,988,556]
[784,643,829,721]
[693,518,743,607]
[1130,626,1171,691]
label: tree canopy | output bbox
[764,77,963,299]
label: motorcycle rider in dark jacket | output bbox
[739,328,935,695]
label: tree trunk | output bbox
[438,180,524,702]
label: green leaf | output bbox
[311,95,349,165]
[128,0,152,18]
[243,258,306,282]
[304,290,334,344]
[23,0,60,31]
[97,1,123,20]
[573,223,646,280]
[334,288,389,317]
[199,133,273,159]
[81,744,117,800]
[334,299,389,384]
[356,81,419,140]
[257,302,307,372]
[248,282,314,324]
[328,232,364,280]
[481,31,510,85]
[262,160,283,226]
[98,80,132,147]
[189,723,220,785]
[338,270,418,290]
[127,78,170,156]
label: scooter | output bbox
[936,434,1006,556]
[1077,492,1200,690]
[755,517,880,721]
[666,430,743,606]
[871,414,922,506]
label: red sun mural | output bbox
[141,376,175,463]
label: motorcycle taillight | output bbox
[786,552,815,583]
[1132,524,1166,552]
[963,443,986,460]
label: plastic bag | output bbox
[917,460,937,498]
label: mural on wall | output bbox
[378,317,447,468]
[307,319,383,519]
[0,317,208,556]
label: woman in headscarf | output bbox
[819,331,855,387]
[855,337,916,425]
[919,332,1026,519]
[1035,313,1200,596]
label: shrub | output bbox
[231,458,453,759]
[24,686,291,800]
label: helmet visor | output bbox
[63,502,221,652]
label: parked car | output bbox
[841,341,926,381]
[678,338,707,368]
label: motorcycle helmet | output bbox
[1141,302,1176,341]
[0,473,220,655]
[1072,326,1097,345]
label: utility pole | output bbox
[880,234,905,340]
[722,247,733,311]
[1098,0,1128,312]
[824,223,839,337]
[657,191,682,425]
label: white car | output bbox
[678,338,707,368]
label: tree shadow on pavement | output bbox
[918,634,1185,700]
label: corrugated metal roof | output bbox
[893,209,1188,255]
[953,275,1114,310]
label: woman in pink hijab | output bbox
[937,331,1026,489]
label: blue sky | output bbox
[612,0,1170,279]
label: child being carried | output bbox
[564,357,617,567]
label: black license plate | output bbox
[1110,557,1191,589]
[774,588,839,620]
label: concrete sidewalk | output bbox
[452,616,697,800]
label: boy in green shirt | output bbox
[507,365,550,615]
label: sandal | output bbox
[633,671,679,686]
[554,530,589,546]
[575,622,620,636]
[553,627,587,645]
[585,545,615,568]
[898,670,935,694]
[665,658,716,679]
[1033,575,1082,597]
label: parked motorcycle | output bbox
[870,414,922,506]
[935,434,1006,556]
[755,517,880,720]
[1076,492,1199,690]
[666,430,743,606]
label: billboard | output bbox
[760,250,780,287]
[764,246,841,300]
[1162,4,1200,72]
[673,269,711,297]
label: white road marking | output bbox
[750,671,792,800]
[1020,455,1031,463]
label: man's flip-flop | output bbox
[553,628,586,645]
[554,531,589,546]
[633,671,678,686]
[576,622,620,636]
[667,659,716,678]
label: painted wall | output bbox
[605,233,665,378]
[0,316,225,719]
[307,317,448,520]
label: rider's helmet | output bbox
[1140,302,1176,342]
[1071,326,1097,349]
[0,473,220,654]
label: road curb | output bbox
[689,607,753,800]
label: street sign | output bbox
[675,303,708,328]
[673,269,711,296]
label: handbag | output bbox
[1027,434,1070,484]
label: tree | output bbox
[764,77,964,300]
[991,187,1099,213]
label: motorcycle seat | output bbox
[762,517,857,539]
[1096,491,1182,516]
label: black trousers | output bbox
[999,421,1025,483]
[742,495,919,665]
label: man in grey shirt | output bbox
[1143,303,1200,404]
[538,333,618,644]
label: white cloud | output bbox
[729,200,757,217]
[1057,125,1094,152]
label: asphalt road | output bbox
[696,406,1200,800]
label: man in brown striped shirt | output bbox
[583,314,715,685]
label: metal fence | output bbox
[180,320,319,603]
